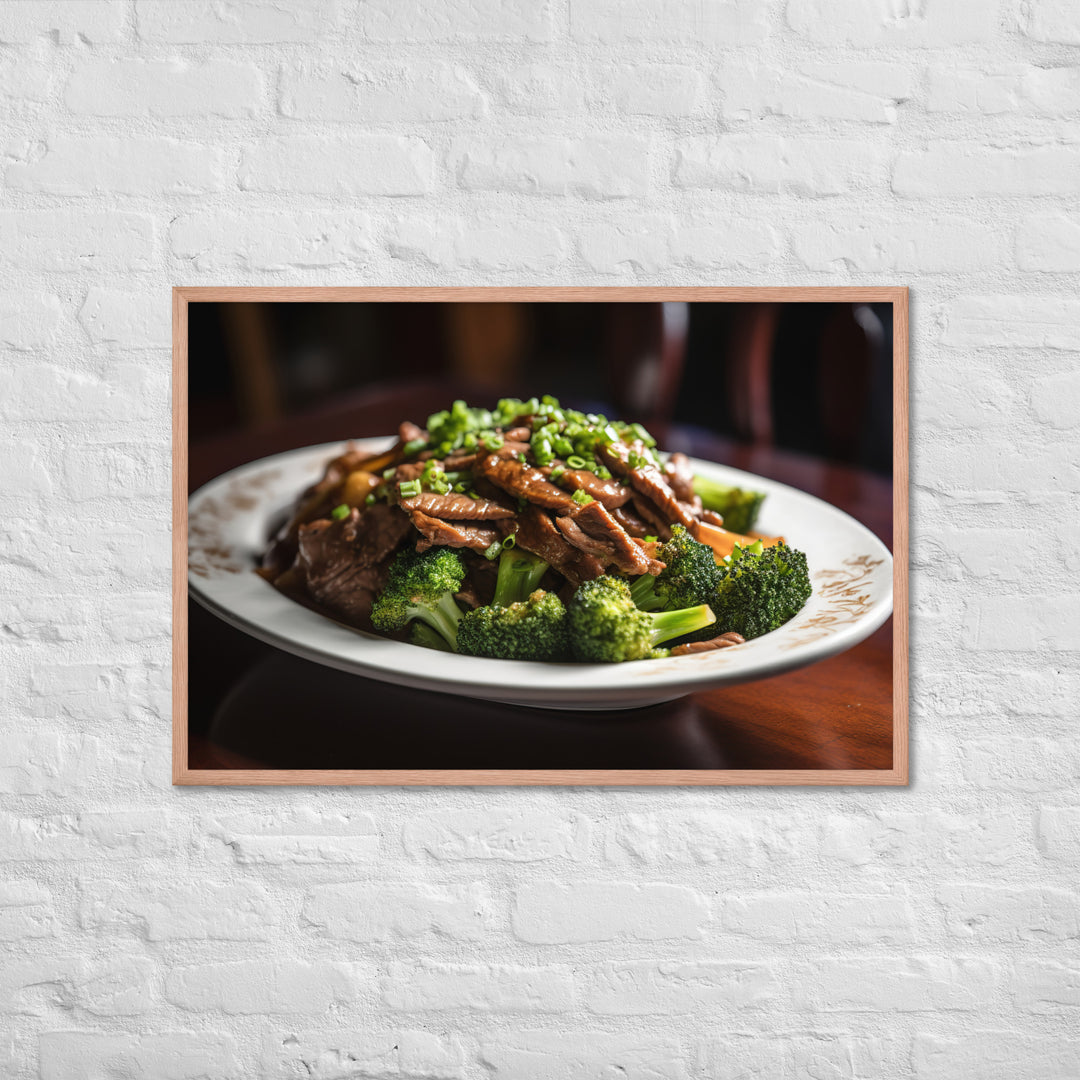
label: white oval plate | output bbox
[188,439,893,710]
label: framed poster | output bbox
[174,287,907,785]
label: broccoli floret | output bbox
[492,547,549,607]
[457,589,568,661]
[567,576,716,663]
[692,475,766,535]
[629,524,720,614]
[411,621,454,652]
[371,546,466,650]
[711,540,812,640]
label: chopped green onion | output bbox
[572,488,594,505]
[566,454,587,469]
[554,436,574,457]
[398,479,422,498]
[502,533,517,550]
[481,432,503,450]
[403,438,427,456]
[365,493,377,505]
[483,540,502,561]
[549,464,565,482]
[594,465,612,480]
[468,491,481,500]
[382,468,396,480]
[330,503,350,521]
[517,451,528,464]
[453,482,467,493]
[644,534,658,543]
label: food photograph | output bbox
[178,288,905,784]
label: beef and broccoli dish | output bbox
[259,396,811,662]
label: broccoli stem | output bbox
[648,604,716,648]
[692,475,766,534]
[413,622,454,652]
[628,574,665,612]
[493,550,549,607]
[407,593,463,649]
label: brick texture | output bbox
[1,2,1077,1077]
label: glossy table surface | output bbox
[187,400,894,774]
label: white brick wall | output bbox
[1,2,1078,1077]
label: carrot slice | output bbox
[693,521,783,561]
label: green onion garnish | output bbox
[330,503,350,521]
[403,438,427,456]
[549,465,565,481]
[644,534,658,543]
[572,488,594,505]
[502,533,517,550]
[483,540,502,560]
[365,493,377,505]
[398,479,422,498]
[594,465,612,480]
[566,454,586,469]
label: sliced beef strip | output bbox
[600,441,697,530]
[701,508,726,529]
[476,453,577,512]
[442,451,478,470]
[455,578,483,610]
[554,516,612,564]
[400,491,514,520]
[265,441,411,577]
[664,452,697,504]
[399,420,426,444]
[671,632,745,656]
[391,461,426,486]
[503,426,532,442]
[513,504,604,587]
[410,511,501,554]
[296,505,409,625]
[541,465,632,509]
[479,440,532,460]
[611,504,651,538]
[358,501,415,564]
[555,513,663,576]
[472,470,512,506]
[457,549,498,609]
[557,499,663,576]
[631,494,673,541]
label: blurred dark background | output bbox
[188,301,893,479]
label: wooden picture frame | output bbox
[174,286,908,786]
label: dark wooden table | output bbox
[188,397,893,773]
